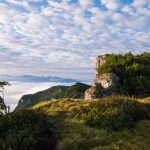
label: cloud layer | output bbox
[4,81,72,111]
[0,0,149,80]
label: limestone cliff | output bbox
[85,55,119,100]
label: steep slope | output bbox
[97,53,150,97]
[16,85,69,110]
[16,83,90,110]
[86,52,150,99]
[64,82,91,99]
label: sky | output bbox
[0,0,150,80]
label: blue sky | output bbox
[0,0,150,80]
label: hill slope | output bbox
[64,82,91,99]
[16,85,69,110]
[16,83,90,110]
[32,97,150,150]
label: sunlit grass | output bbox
[33,98,98,115]
[32,96,150,150]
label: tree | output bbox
[0,81,10,89]
[0,81,10,115]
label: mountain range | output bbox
[0,75,78,83]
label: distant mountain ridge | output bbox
[16,82,91,110]
[0,75,77,83]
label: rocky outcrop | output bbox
[95,73,119,91]
[85,55,119,100]
[85,83,104,99]
[96,55,106,74]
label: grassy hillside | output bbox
[63,83,91,99]
[97,52,150,97]
[32,99,96,114]
[16,85,69,110]
[16,83,90,110]
[32,96,150,150]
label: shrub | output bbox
[97,53,150,97]
[0,109,56,150]
[72,97,150,131]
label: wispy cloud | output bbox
[0,0,149,80]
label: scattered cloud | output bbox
[101,0,121,10]
[0,0,149,80]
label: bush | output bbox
[72,97,150,131]
[0,109,56,150]
[97,53,150,97]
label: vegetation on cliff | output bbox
[16,83,90,110]
[97,52,150,97]
[63,83,91,99]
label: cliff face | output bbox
[85,55,119,100]
[96,55,106,72]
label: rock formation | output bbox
[85,55,119,100]
[95,55,106,73]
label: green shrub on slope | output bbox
[63,83,91,99]
[73,97,150,131]
[0,110,56,150]
[97,53,150,97]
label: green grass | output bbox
[32,96,150,150]
[33,99,96,115]
[57,119,150,150]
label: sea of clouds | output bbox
[4,81,73,111]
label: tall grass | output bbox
[57,119,150,150]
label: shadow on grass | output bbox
[47,113,150,150]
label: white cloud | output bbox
[101,0,121,10]
[6,0,35,11]
[0,0,149,81]
[132,0,148,7]
[79,0,92,7]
